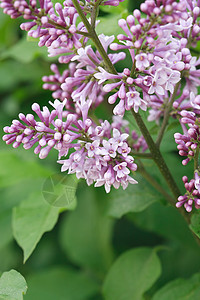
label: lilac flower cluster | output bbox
[174,109,200,166]
[61,39,125,109]
[3,99,140,192]
[1,0,200,202]
[101,0,200,120]
[43,35,126,113]
[176,175,200,212]
[0,0,89,63]
[174,101,200,211]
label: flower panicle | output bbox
[2,99,141,193]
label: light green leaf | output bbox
[25,267,99,300]
[59,184,114,273]
[42,173,78,208]
[106,173,161,218]
[103,247,161,300]
[152,273,200,300]
[12,186,76,262]
[100,0,128,15]
[0,151,52,189]
[190,211,200,239]
[0,269,27,300]
[1,38,49,63]
[0,150,53,250]
[96,15,125,37]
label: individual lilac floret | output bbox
[190,92,200,110]
[194,172,200,193]
[176,176,200,212]
[174,110,200,165]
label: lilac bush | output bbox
[2,0,200,297]
[1,0,200,212]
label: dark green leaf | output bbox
[103,247,161,300]
[190,211,200,239]
[25,267,99,300]
[59,184,114,273]
[152,273,200,300]
[129,202,197,246]
[106,173,161,218]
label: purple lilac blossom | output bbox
[59,37,125,109]
[174,110,200,166]
[1,0,200,203]
[3,100,140,193]
[0,0,88,61]
[176,176,200,212]
[105,0,200,119]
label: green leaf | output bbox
[152,273,200,300]
[12,186,76,262]
[59,184,114,273]
[103,247,161,300]
[96,14,125,37]
[0,269,27,300]
[190,211,200,239]
[129,202,197,246]
[106,173,161,218]
[100,0,128,15]
[0,150,53,250]
[25,267,99,300]
[42,173,78,208]
[166,120,180,132]
[0,151,52,189]
[1,38,50,63]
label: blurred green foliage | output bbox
[1,1,200,299]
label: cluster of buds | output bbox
[174,109,200,166]
[176,175,200,212]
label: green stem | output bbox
[156,82,180,147]
[91,0,103,28]
[71,0,193,233]
[131,110,180,200]
[130,152,152,159]
[131,110,192,224]
[194,147,199,171]
[72,0,118,75]
[94,0,104,7]
[32,11,91,38]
